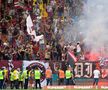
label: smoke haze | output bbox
[79,0,108,55]
[64,0,108,56]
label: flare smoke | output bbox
[78,0,108,55]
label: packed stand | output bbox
[0,0,85,61]
[0,0,60,60]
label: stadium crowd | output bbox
[0,0,85,60]
[0,0,85,61]
[0,0,84,88]
[0,0,103,89]
[0,0,84,85]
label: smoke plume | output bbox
[63,0,108,58]
[78,0,108,56]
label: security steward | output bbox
[3,67,8,89]
[23,67,29,89]
[45,67,52,86]
[58,68,65,85]
[65,67,72,85]
[13,68,19,89]
[0,67,4,89]
[19,69,24,89]
[34,67,41,89]
[10,69,14,89]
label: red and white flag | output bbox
[26,14,37,40]
[26,15,44,42]
[68,51,77,62]
[14,0,24,8]
[8,60,14,71]
[26,15,34,34]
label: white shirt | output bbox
[93,69,100,78]
[76,44,81,53]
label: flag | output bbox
[26,14,33,34]
[8,60,14,71]
[26,15,44,42]
[68,51,77,62]
[26,14,37,41]
[67,51,77,68]
[34,35,44,42]
[14,0,24,8]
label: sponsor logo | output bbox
[27,62,46,82]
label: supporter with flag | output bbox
[67,50,77,68]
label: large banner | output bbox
[74,62,95,78]
[23,61,49,87]
[74,62,108,79]
[0,60,108,81]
